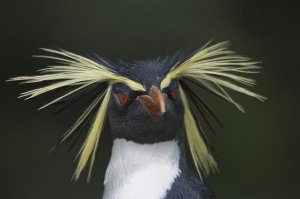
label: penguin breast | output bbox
[103,138,181,199]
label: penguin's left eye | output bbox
[117,92,129,104]
[170,87,178,100]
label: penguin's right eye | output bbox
[170,87,178,100]
[117,92,129,104]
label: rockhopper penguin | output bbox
[9,41,265,199]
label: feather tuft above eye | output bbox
[161,41,266,112]
[161,41,266,177]
[8,48,145,181]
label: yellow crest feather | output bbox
[9,48,145,106]
[161,41,266,112]
[162,41,266,177]
[8,49,145,181]
[73,85,112,181]
[179,86,218,177]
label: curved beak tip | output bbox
[138,86,166,116]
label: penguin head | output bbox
[108,59,185,143]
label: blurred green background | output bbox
[1,0,299,198]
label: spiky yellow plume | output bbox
[74,85,112,181]
[161,41,266,112]
[8,49,145,181]
[9,49,145,109]
[179,86,218,177]
[161,41,266,177]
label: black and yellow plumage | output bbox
[9,41,265,198]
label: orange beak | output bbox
[138,86,166,116]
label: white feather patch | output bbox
[103,139,181,199]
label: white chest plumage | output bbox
[103,138,181,199]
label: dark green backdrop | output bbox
[1,0,299,198]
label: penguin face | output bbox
[108,60,184,143]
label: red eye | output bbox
[117,92,128,104]
[171,88,178,100]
